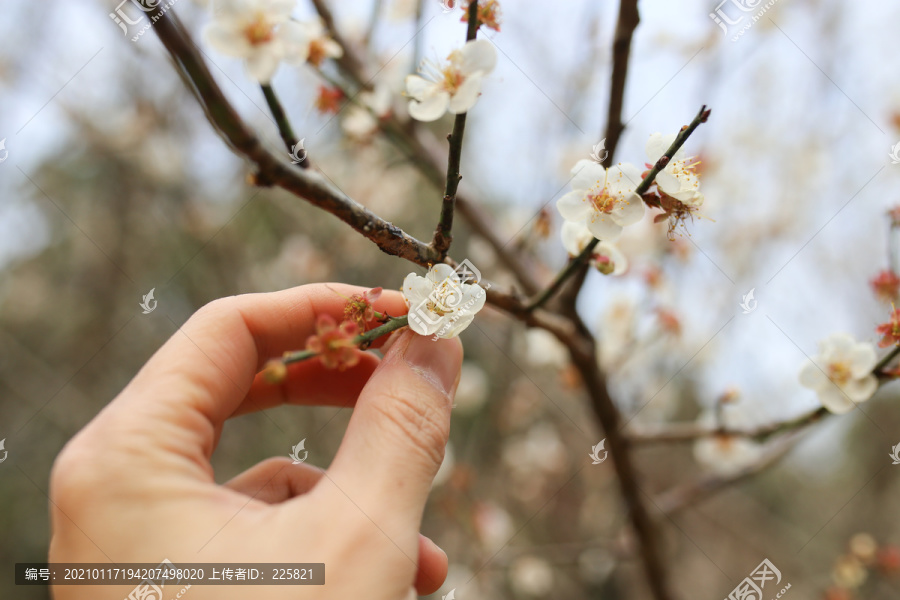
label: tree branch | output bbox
[556,0,640,314]
[432,1,480,258]
[308,0,541,295]
[152,12,439,267]
[260,83,307,168]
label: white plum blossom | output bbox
[799,333,878,414]
[296,19,343,66]
[402,264,486,338]
[560,220,628,275]
[204,0,309,83]
[556,160,644,240]
[405,39,497,122]
[693,396,763,475]
[646,132,703,206]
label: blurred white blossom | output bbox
[524,328,569,368]
[560,220,628,275]
[342,85,392,139]
[799,333,877,414]
[204,0,309,83]
[509,556,554,597]
[455,362,490,414]
[693,400,763,475]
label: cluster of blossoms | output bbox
[204,0,342,83]
[799,333,878,414]
[555,133,706,273]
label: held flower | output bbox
[556,160,644,240]
[402,264,486,338]
[645,132,704,206]
[204,0,310,83]
[799,333,878,414]
[305,314,360,370]
[560,221,627,275]
[405,39,497,122]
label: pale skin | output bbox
[48,284,462,599]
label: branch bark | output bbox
[153,12,439,267]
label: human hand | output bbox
[49,284,463,599]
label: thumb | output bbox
[322,329,462,531]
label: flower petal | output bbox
[203,23,252,57]
[611,192,644,227]
[405,74,434,101]
[571,160,606,192]
[585,214,623,241]
[408,91,450,122]
[607,163,642,193]
[448,73,482,114]
[556,190,592,222]
[646,132,683,162]
[459,39,497,75]
[843,374,877,402]
[818,386,857,414]
[848,343,877,377]
[245,50,282,83]
[560,220,592,255]
[799,361,829,390]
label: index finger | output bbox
[97,284,407,456]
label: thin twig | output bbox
[431,1,480,258]
[556,0,640,314]
[308,0,541,294]
[527,105,712,312]
[152,12,439,267]
[260,84,307,168]
[281,315,410,365]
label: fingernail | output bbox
[403,333,461,395]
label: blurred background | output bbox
[2,0,900,598]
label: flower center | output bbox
[587,187,620,214]
[308,39,328,66]
[441,66,464,94]
[671,158,701,183]
[828,361,852,385]
[243,15,275,46]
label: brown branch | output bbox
[431,1,480,259]
[654,434,799,516]
[566,341,677,600]
[152,12,439,267]
[600,0,640,169]
[556,0,640,314]
[309,0,541,295]
[631,343,900,445]
[260,83,307,169]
